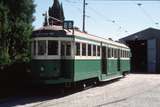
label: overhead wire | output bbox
[63,0,129,35]
[135,2,160,27]
[87,4,129,35]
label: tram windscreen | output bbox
[38,40,46,55]
[48,40,58,55]
[66,42,71,56]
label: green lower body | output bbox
[31,59,130,85]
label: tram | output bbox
[31,24,130,86]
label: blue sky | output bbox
[33,0,160,40]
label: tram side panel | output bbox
[107,58,119,74]
[73,59,101,82]
[120,58,130,73]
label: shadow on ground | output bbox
[0,78,123,107]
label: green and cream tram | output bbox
[31,25,130,86]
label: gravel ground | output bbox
[1,74,160,107]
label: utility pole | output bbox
[82,0,86,32]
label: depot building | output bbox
[119,28,160,74]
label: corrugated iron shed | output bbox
[119,28,160,73]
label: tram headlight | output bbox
[40,66,45,72]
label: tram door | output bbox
[117,49,120,71]
[101,46,107,74]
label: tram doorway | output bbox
[101,46,107,74]
[126,40,147,73]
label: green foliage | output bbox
[0,0,35,65]
[0,2,11,64]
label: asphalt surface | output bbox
[0,74,160,107]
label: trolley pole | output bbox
[82,0,86,32]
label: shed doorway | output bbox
[126,40,147,73]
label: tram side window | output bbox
[114,49,117,58]
[82,43,86,56]
[88,44,91,56]
[128,51,130,57]
[111,48,114,57]
[116,49,118,58]
[126,51,128,58]
[97,46,100,56]
[108,48,111,58]
[127,51,129,58]
[121,50,123,58]
[48,40,58,55]
[66,42,71,56]
[76,42,80,56]
[123,50,125,58]
[38,40,46,55]
[93,45,96,56]
[122,50,124,57]
[126,51,128,57]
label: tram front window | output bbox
[38,40,46,55]
[66,42,71,56]
[48,40,58,55]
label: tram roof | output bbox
[69,29,129,48]
[33,25,129,49]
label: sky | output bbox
[33,0,160,40]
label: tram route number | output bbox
[63,20,74,29]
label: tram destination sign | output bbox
[63,20,74,29]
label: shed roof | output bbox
[119,28,160,42]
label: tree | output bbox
[0,0,35,65]
[46,0,65,26]
[0,1,11,64]
[60,3,65,21]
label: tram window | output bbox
[97,46,100,56]
[121,50,123,57]
[122,50,124,58]
[112,48,114,57]
[117,49,119,58]
[38,40,46,55]
[61,42,65,56]
[76,42,80,56]
[127,52,129,57]
[66,42,71,56]
[110,48,112,57]
[93,45,96,56]
[48,40,58,55]
[33,41,36,55]
[108,48,111,58]
[82,43,86,56]
[88,44,91,56]
[126,51,127,57]
[114,49,117,58]
[116,49,118,58]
